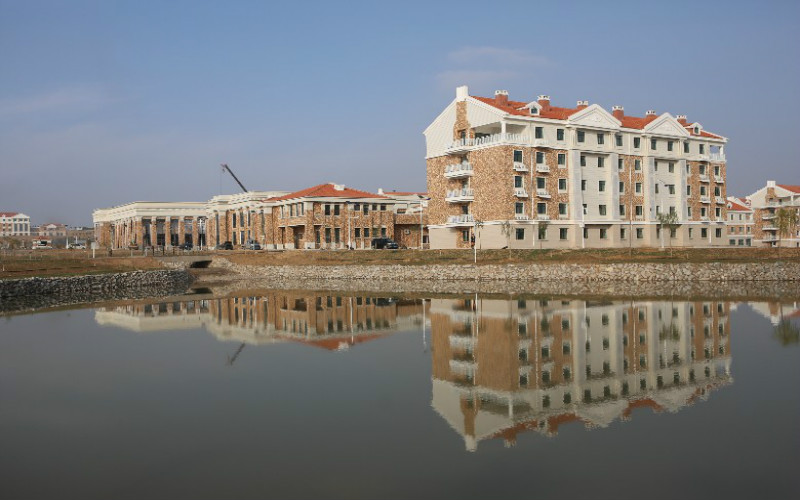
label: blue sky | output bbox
[1,0,798,224]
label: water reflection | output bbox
[429,297,733,451]
[95,293,425,353]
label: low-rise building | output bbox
[0,212,31,237]
[37,223,68,238]
[747,181,800,247]
[93,201,208,249]
[726,197,753,246]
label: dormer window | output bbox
[694,126,700,135]
[530,107,538,115]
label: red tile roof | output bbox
[471,94,723,136]
[0,212,22,217]
[727,199,751,212]
[778,184,800,194]
[270,183,387,202]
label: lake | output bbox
[1,289,799,499]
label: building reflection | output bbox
[95,292,425,352]
[430,297,733,451]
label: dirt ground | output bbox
[0,250,162,279]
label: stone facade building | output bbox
[745,181,800,247]
[726,197,754,246]
[424,86,729,249]
[93,184,428,250]
[0,212,30,237]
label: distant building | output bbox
[726,197,753,246]
[0,212,31,237]
[746,181,800,247]
[37,223,68,238]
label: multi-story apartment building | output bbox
[726,197,754,246]
[94,184,428,250]
[746,181,800,247]
[424,86,729,249]
[37,223,68,238]
[0,212,31,237]
[429,297,732,451]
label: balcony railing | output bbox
[710,152,726,162]
[513,162,528,172]
[446,133,529,152]
[444,162,473,178]
[536,164,550,173]
[536,188,550,198]
[446,214,474,225]
[514,188,529,198]
[715,196,725,204]
[762,213,776,220]
[700,196,711,204]
[714,175,724,183]
[536,214,550,221]
[764,235,777,242]
[701,216,710,222]
[699,174,710,182]
[446,188,474,202]
[763,224,777,231]
[533,138,550,148]
[514,214,529,220]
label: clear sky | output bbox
[1,0,798,225]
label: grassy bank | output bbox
[0,250,162,279]
[222,247,800,267]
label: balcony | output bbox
[446,188,474,203]
[764,235,778,242]
[446,214,474,226]
[715,196,725,204]
[699,174,710,182]
[701,216,710,222]
[536,214,550,221]
[536,164,550,173]
[514,188,529,198]
[763,224,778,231]
[710,152,726,162]
[533,138,550,148]
[536,188,550,198]
[635,215,645,221]
[762,213,776,220]
[514,214,530,221]
[714,175,724,183]
[700,196,711,204]
[446,133,529,153]
[444,162,473,178]
[513,162,528,172]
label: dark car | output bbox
[178,242,193,250]
[245,240,261,250]
[371,238,399,249]
[216,241,234,250]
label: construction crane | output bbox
[220,163,248,192]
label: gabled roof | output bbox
[270,183,387,202]
[727,199,751,212]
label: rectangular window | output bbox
[597,157,604,168]
[619,181,625,193]
[558,203,567,215]
[537,203,547,214]
[635,182,642,194]
[513,150,523,162]
[668,162,674,173]
[514,175,523,188]
[636,228,644,239]
[619,204,625,216]
[600,228,607,239]
[597,133,604,145]
[462,230,469,242]
[668,185,675,195]
[537,177,546,189]
[699,144,705,154]
[516,228,525,240]
[558,178,567,191]
[599,180,606,192]
[536,151,545,164]
[687,185,692,196]
[535,127,543,139]
[364,228,370,237]
[667,141,674,152]
[615,134,623,147]
[634,159,641,170]
[355,228,361,237]
[334,228,340,243]
[334,204,340,216]
[560,228,568,240]
[557,153,566,165]
[515,202,524,214]
[683,142,689,153]
[599,205,607,216]
[621,227,626,239]
[325,204,331,216]
[716,228,722,238]
[651,138,657,150]
[557,129,565,141]
[634,137,641,149]
[538,225,547,240]
[635,205,643,216]
[577,130,585,143]
[618,158,623,169]
[701,228,708,238]
[655,184,659,194]
[580,155,586,167]
[325,227,331,243]
[581,180,587,191]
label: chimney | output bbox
[612,105,624,119]
[676,114,687,125]
[767,180,776,188]
[378,188,385,195]
[333,183,345,191]
[576,100,589,110]
[456,85,469,101]
[495,90,509,106]
[537,94,551,111]
[646,109,657,116]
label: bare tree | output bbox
[656,211,680,256]
[775,207,798,255]
[537,220,550,249]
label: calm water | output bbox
[1,291,799,500]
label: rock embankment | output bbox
[0,270,192,313]
[211,260,800,283]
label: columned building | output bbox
[93,202,208,249]
[0,212,31,237]
[424,86,729,249]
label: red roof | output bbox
[778,184,800,194]
[471,94,723,136]
[727,199,751,212]
[270,183,387,202]
[0,212,21,217]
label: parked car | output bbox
[371,238,399,249]
[178,242,193,250]
[245,240,261,250]
[216,241,234,250]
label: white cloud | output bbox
[447,46,550,67]
[0,86,113,116]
